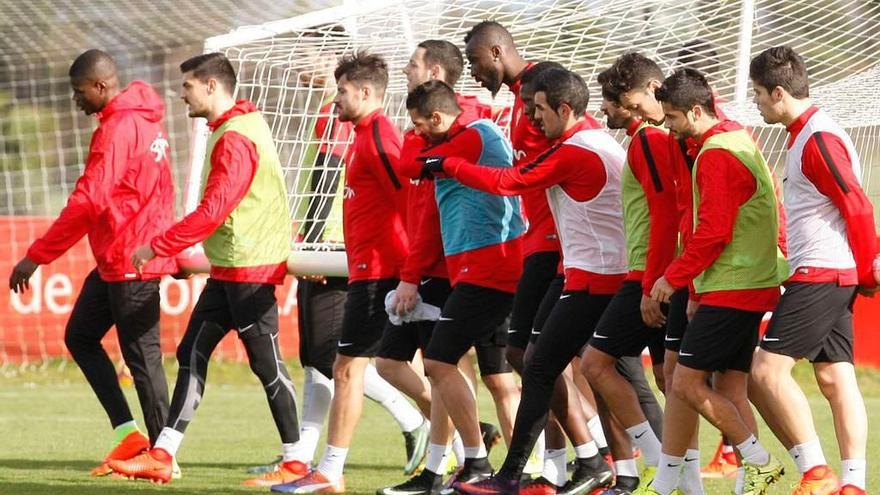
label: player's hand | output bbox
[132,245,156,274]
[640,294,666,328]
[649,276,675,304]
[416,155,446,180]
[686,299,700,321]
[394,281,419,315]
[9,257,38,294]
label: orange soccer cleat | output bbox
[790,465,839,495]
[243,459,310,487]
[271,468,346,493]
[90,430,150,476]
[107,447,174,483]
[700,440,738,479]
[834,485,866,495]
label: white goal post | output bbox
[190,0,880,277]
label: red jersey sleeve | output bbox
[629,127,679,295]
[665,149,756,288]
[26,127,114,264]
[151,131,258,257]
[444,142,603,201]
[802,132,878,288]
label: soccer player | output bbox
[106,52,300,484]
[465,22,612,494]
[648,68,788,495]
[400,79,525,490]
[378,39,522,495]
[608,52,723,494]
[748,46,877,495]
[271,50,410,494]
[8,49,175,477]
[588,65,679,495]
[422,68,624,495]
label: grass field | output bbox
[1,358,879,494]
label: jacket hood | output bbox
[99,80,165,122]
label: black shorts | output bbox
[529,276,565,345]
[377,277,451,362]
[339,278,398,358]
[297,277,348,378]
[474,316,513,375]
[678,305,763,373]
[664,288,690,352]
[508,251,561,350]
[761,282,857,363]
[424,283,513,366]
[588,281,666,359]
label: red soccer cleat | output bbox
[834,485,866,495]
[271,468,345,493]
[520,476,559,495]
[454,475,519,495]
[700,439,738,479]
[790,465,839,495]
[243,459,310,487]
[90,430,150,477]
[107,447,174,483]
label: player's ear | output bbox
[361,83,371,100]
[430,111,442,127]
[771,85,786,102]
[206,78,217,95]
[491,45,502,62]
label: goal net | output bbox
[198,0,880,277]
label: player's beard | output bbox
[486,74,503,98]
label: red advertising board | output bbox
[2,216,299,363]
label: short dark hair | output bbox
[605,52,664,96]
[677,39,721,78]
[521,61,565,89]
[180,52,237,92]
[749,46,809,98]
[334,49,389,96]
[655,68,717,117]
[69,49,117,80]
[417,40,464,87]
[533,68,589,115]
[405,80,462,118]
[463,20,514,47]
[597,65,620,102]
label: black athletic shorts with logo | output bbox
[508,251,561,350]
[377,277,451,362]
[339,278,398,358]
[298,276,348,379]
[664,288,690,352]
[678,304,763,373]
[588,281,666,360]
[761,282,857,363]
[528,275,565,345]
[424,283,513,367]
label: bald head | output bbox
[69,49,120,115]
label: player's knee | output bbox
[375,357,401,383]
[248,356,277,384]
[749,359,776,389]
[63,326,96,355]
[424,358,453,381]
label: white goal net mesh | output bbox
[201,0,880,274]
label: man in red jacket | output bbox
[8,49,175,476]
[748,46,877,495]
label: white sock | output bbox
[317,444,348,482]
[425,443,447,474]
[736,435,769,465]
[573,441,599,459]
[587,415,608,450]
[452,433,465,464]
[282,443,299,463]
[652,453,684,495]
[615,458,639,478]
[734,466,745,495]
[463,443,487,459]
[792,437,826,473]
[543,448,568,487]
[625,421,662,467]
[302,367,333,427]
[154,427,184,457]
[364,364,424,432]
[291,422,322,463]
[680,450,705,495]
[841,458,866,489]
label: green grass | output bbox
[1,359,879,494]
